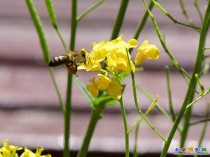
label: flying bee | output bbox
[48,50,86,76]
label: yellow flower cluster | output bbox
[0,140,51,157]
[81,35,160,100]
[80,35,137,72]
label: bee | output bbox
[49,50,86,76]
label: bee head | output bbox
[81,50,86,58]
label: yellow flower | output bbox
[78,49,102,71]
[20,147,51,157]
[128,39,138,48]
[86,74,123,100]
[86,77,99,97]
[107,80,123,99]
[0,139,22,157]
[135,40,160,65]
[97,74,111,90]
[106,52,135,72]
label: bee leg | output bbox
[66,64,78,77]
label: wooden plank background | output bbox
[0,0,210,155]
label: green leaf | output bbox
[73,77,94,107]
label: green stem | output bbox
[190,119,210,126]
[198,104,209,147]
[136,85,183,133]
[25,0,50,64]
[179,106,192,148]
[194,0,203,22]
[126,50,166,142]
[133,125,139,157]
[143,0,190,80]
[187,89,210,108]
[49,68,65,113]
[44,0,67,50]
[64,75,72,157]
[119,97,129,157]
[56,28,67,50]
[133,0,155,40]
[77,105,105,157]
[152,0,200,30]
[161,1,210,156]
[63,0,78,157]
[179,0,195,27]
[25,0,65,113]
[77,0,106,22]
[70,0,77,50]
[111,0,129,40]
[165,66,175,122]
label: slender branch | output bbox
[152,0,201,30]
[165,66,175,121]
[25,0,65,113]
[179,0,195,27]
[77,0,106,22]
[190,118,210,126]
[143,0,191,80]
[126,50,166,142]
[111,0,129,39]
[194,0,203,22]
[77,105,105,157]
[119,97,130,157]
[133,0,155,40]
[44,0,67,50]
[198,104,209,147]
[160,1,210,156]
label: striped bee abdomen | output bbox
[48,55,69,67]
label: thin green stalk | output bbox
[129,0,155,54]
[119,97,129,157]
[161,1,210,156]
[136,85,183,133]
[194,104,210,157]
[126,50,166,142]
[128,96,159,134]
[111,0,129,40]
[179,0,195,27]
[194,0,203,22]
[190,118,210,126]
[25,0,50,64]
[143,0,191,80]
[133,0,155,40]
[186,89,210,108]
[45,0,67,50]
[198,104,209,147]
[179,106,192,149]
[63,1,78,157]
[152,0,200,30]
[77,0,106,22]
[70,0,77,50]
[165,66,175,122]
[64,81,71,157]
[25,0,65,113]
[56,29,68,50]
[128,113,144,134]
[49,68,65,113]
[133,125,139,157]
[77,105,105,157]
[180,14,210,150]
